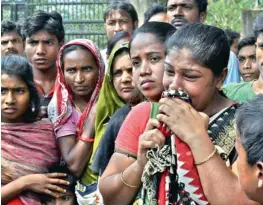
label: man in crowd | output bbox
[101,2,138,67]
[1,20,24,57]
[144,3,167,23]
[166,0,207,29]
[237,36,260,82]
[103,2,138,39]
[22,11,65,113]
[223,12,263,102]
[225,28,240,56]
[235,95,263,205]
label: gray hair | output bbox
[236,94,263,165]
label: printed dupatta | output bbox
[134,102,237,205]
[48,39,105,138]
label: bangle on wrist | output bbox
[78,137,94,143]
[195,147,217,166]
[120,169,139,188]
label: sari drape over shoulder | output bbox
[47,39,105,189]
[93,43,129,164]
[1,119,60,205]
[136,103,238,205]
[48,39,105,140]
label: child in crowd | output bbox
[1,55,67,205]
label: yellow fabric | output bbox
[81,42,129,185]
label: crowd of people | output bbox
[1,0,263,205]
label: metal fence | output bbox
[1,0,111,49]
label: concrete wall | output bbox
[242,9,263,37]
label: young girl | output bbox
[1,55,67,205]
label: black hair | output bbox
[166,23,229,77]
[236,94,263,165]
[1,20,24,40]
[61,44,95,70]
[144,3,166,23]
[103,2,138,23]
[111,47,130,80]
[238,35,256,53]
[22,10,64,43]
[166,0,208,13]
[1,55,40,122]
[224,29,240,46]
[106,31,131,56]
[129,22,176,52]
[253,12,263,39]
[41,161,77,202]
[49,161,77,192]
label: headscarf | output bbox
[48,39,104,139]
[1,119,60,205]
[93,42,129,156]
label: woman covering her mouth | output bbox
[99,23,256,205]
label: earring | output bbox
[31,103,35,112]
[258,179,263,188]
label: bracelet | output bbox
[195,147,217,166]
[78,137,94,143]
[120,169,139,188]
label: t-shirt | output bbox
[35,84,54,106]
[223,51,241,86]
[222,80,256,103]
[35,84,55,118]
[115,102,151,154]
[55,108,81,139]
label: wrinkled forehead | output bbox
[1,31,22,39]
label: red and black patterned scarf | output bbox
[134,102,237,205]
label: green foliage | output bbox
[206,0,263,32]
